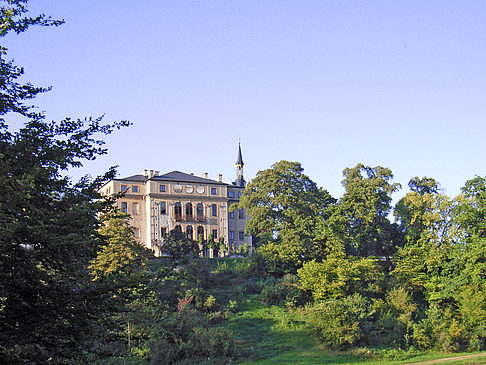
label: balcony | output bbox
[185,215,194,222]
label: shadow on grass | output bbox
[222,298,367,364]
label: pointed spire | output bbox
[234,139,246,187]
[236,140,244,166]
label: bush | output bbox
[368,287,417,347]
[181,258,211,290]
[244,277,266,294]
[260,274,308,307]
[149,308,237,364]
[251,242,302,276]
[298,255,384,301]
[412,305,466,352]
[306,293,370,349]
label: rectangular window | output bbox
[161,227,167,237]
[228,191,235,198]
[239,232,244,241]
[212,229,218,239]
[160,202,166,215]
[238,191,242,198]
[134,227,140,238]
[132,203,139,215]
[228,211,234,219]
[121,185,128,192]
[160,184,166,192]
[132,185,139,193]
[229,231,235,240]
[211,187,217,195]
[239,209,244,219]
[212,204,217,216]
[121,202,127,213]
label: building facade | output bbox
[100,144,251,256]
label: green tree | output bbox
[90,209,149,281]
[393,178,462,302]
[234,160,335,269]
[446,176,486,293]
[89,209,152,355]
[161,229,199,266]
[331,164,402,261]
[0,2,130,362]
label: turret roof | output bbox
[236,143,244,166]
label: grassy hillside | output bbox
[101,257,486,364]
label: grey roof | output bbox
[236,143,244,166]
[117,174,147,182]
[116,170,228,185]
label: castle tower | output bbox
[234,141,246,187]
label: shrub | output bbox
[244,277,266,294]
[204,295,216,311]
[414,304,467,352]
[457,285,486,334]
[149,308,237,364]
[251,242,301,276]
[306,293,370,349]
[260,274,308,307]
[298,254,384,301]
[369,287,417,347]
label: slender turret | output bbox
[234,140,246,187]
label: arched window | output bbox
[174,224,182,233]
[160,201,167,215]
[197,226,204,240]
[174,202,182,221]
[196,203,204,221]
[186,225,193,240]
[185,203,193,221]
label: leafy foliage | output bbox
[298,252,384,301]
[90,209,149,280]
[161,229,200,266]
[234,161,335,266]
[0,2,132,362]
[307,293,370,349]
[259,274,308,307]
[330,164,402,260]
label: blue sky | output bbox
[4,1,486,203]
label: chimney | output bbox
[190,172,194,176]
[202,172,208,179]
[149,170,154,178]
[218,173,223,182]
[154,170,160,176]
[143,169,148,176]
